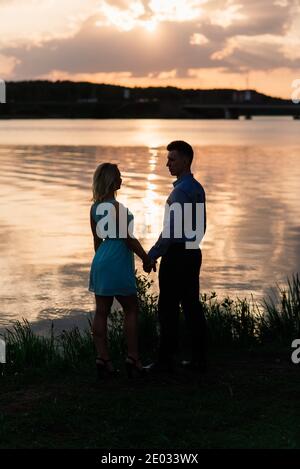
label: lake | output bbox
[0,118,299,331]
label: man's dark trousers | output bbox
[157,243,207,365]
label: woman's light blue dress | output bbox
[89,200,137,296]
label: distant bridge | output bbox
[183,104,300,119]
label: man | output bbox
[146,140,207,372]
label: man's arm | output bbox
[149,183,206,259]
[148,188,189,260]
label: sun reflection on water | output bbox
[1,122,300,328]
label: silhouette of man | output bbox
[148,140,207,372]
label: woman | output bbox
[89,163,154,379]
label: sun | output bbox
[143,20,157,33]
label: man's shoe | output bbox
[125,356,147,379]
[143,359,174,373]
[180,360,207,373]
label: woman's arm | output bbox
[125,236,149,264]
[125,237,156,272]
[90,206,102,253]
[115,202,155,270]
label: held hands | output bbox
[143,255,157,274]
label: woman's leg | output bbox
[93,295,113,361]
[116,295,140,362]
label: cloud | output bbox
[209,2,247,28]
[204,0,294,35]
[190,33,210,45]
[38,69,133,84]
[98,0,146,31]
[96,0,206,32]
[41,67,180,85]
[103,0,206,23]
[274,0,289,6]
[211,28,300,68]
[147,0,205,22]
[3,18,216,78]
[0,53,20,78]
[0,0,100,45]
[0,0,299,98]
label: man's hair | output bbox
[167,140,194,164]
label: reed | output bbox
[259,273,300,344]
[1,274,299,376]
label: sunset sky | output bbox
[1,0,300,98]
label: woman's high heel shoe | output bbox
[96,358,118,380]
[125,356,146,379]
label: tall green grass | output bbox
[1,274,299,376]
[259,274,300,344]
[202,293,259,348]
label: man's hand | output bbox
[143,256,157,273]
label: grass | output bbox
[0,274,299,449]
[0,348,298,449]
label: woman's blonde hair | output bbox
[92,163,120,202]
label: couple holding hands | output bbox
[89,140,207,379]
